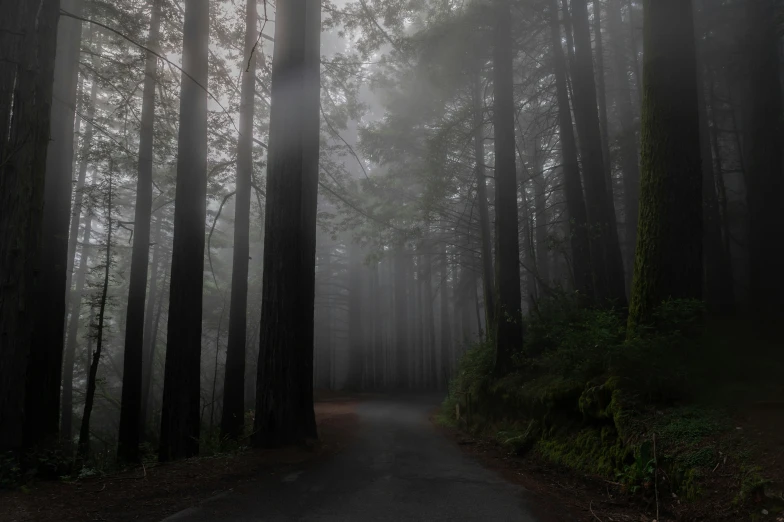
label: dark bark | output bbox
[532,142,550,289]
[492,0,524,374]
[159,0,210,462]
[78,168,114,461]
[422,242,437,388]
[593,1,614,203]
[570,0,627,307]
[0,0,60,453]
[25,0,83,449]
[439,242,452,385]
[222,0,257,440]
[548,0,593,300]
[253,0,320,447]
[118,0,162,463]
[346,241,363,391]
[140,215,164,436]
[61,208,94,444]
[628,0,703,330]
[372,264,384,388]
[472,71,496,334]
[743,0,784,317]
[607,0,640,278]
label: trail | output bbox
[164,396,560,521]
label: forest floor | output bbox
[0,399,358,522]
[438,401,784,522]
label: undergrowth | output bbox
[442,295,778,506]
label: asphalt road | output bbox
[164,396,556,521]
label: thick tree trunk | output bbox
[78,169,114,461]
[159,0,210,461]
[569,0,627,307]
[628,0,702,330]
[472,71,496,333]
[743,0,783,317]
[548,0,593,301]
[118,0,162,463]
[253,0,321,447]
[61,208,94,444]
[25,0,83,449]
[607,0,640,280]
[492,0,524,374]
[222,0,257,440]
[0,0,60,453]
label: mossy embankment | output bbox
[440,297,784,518]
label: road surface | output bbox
[164,396,562,521]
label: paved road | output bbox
[164,396,557,521]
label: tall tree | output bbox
[743,0,783,318]
[606,0,640,276]
[569,0,627,306]
[118,0,162,463]
[253,0,321,447]
[548,0,593,300]
[393,244,409,387]
[439,242,452,384]
[0,0,60,453]
[25,0,83,448]
[492,0,524,374]
[346,241,364,391]
[221,0,258,441]
[628,0,702,330]
[140,217,165,435]
[159,0,210,461]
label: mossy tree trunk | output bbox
[628,0,703,331]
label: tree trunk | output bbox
[346,241,364,391]
[532,142,550,289]
[61,207,94,444]
[472,71,496,333]
[607,0,640,281]
[743,0,783,317]
[439,242,452,386]
[253,0,321,447]
[393,244,409,388]
[628,0,702,330]
[140,216,164,436]
[569,0,627,307]
[222,0,257,440]
[492,0,525,374]
[0,0,59,453]
[372,264,384,388]
[78,166,114,461]
[25,0,82,449]
[118,0,161,463]
[548,0,593,301]
[593,1,614,203]
[159,0,210,461]
[422,243,437,388]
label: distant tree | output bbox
[0,0,60,453]
[159,0,210,461]
[221,0,258,441]
[628,0,703,330]
[253,0,321,447]
[492,0,524,374]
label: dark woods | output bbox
[0,0,782,482]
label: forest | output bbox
[0,0,783,520]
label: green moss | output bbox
[736,465,771,505]
[535,427,631,478]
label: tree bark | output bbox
[628,0,702,330]
[140,215,164,437]
[393,243,409,388]
[159,0,210,462]
[222,0,257,440]
[492,0,525,374]
[548,0,593,301]
[25,0,83,449]
[118,0,162,463]
[346,241,364,391]
[253,0,321,447]
[0,0,60,453]
[439,242,452,385]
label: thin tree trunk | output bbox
[492,0,524,374]
[393,244,409,388]
[439,242,452,386]
[222,0,257,440]
[346,241,363,391]
[423,243,437,389]
[628,0,702,330]
[118,0,161,463]
[532,141,550,289]
[78,166,114,461]
[372,264,383,388]
[26,0,83,449]
[159,0,210,462]
[253,0,321,447]
[593,0,614,202]
[139,215,163,436]
[548,0,594,301]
